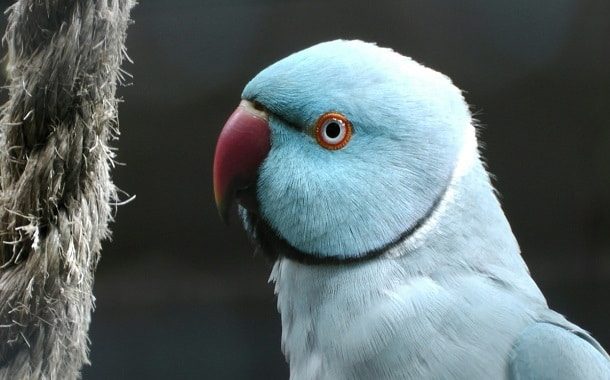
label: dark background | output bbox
[2,0,609,378]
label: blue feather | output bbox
[243,40,469,258]
[236,40,609,379]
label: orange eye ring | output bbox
[315,112,352,150]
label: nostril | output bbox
[238,99,269,121]
[252,100,265,112]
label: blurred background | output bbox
[2,0,609,378]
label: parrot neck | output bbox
[385,123,479,259]
[384,136,532,282]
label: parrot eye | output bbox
[315,112,352,150]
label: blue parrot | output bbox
[213,40,610,379]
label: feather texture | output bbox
[236,40,610,379]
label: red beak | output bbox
[213,100,271,223]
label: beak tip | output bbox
[214,190,231,225]
[218,207,230,226]
[219,212,230,226]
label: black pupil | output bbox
[325,122,341,139]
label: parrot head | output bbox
[214,40,475,263]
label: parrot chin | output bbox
[234,185,286,263]
[238,177,451,265]
[238,205,334,264]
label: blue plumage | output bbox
[228,40,609,379]
[510,323,610,380]
[243,40,468,258]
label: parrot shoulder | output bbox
[509,321,610,380]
